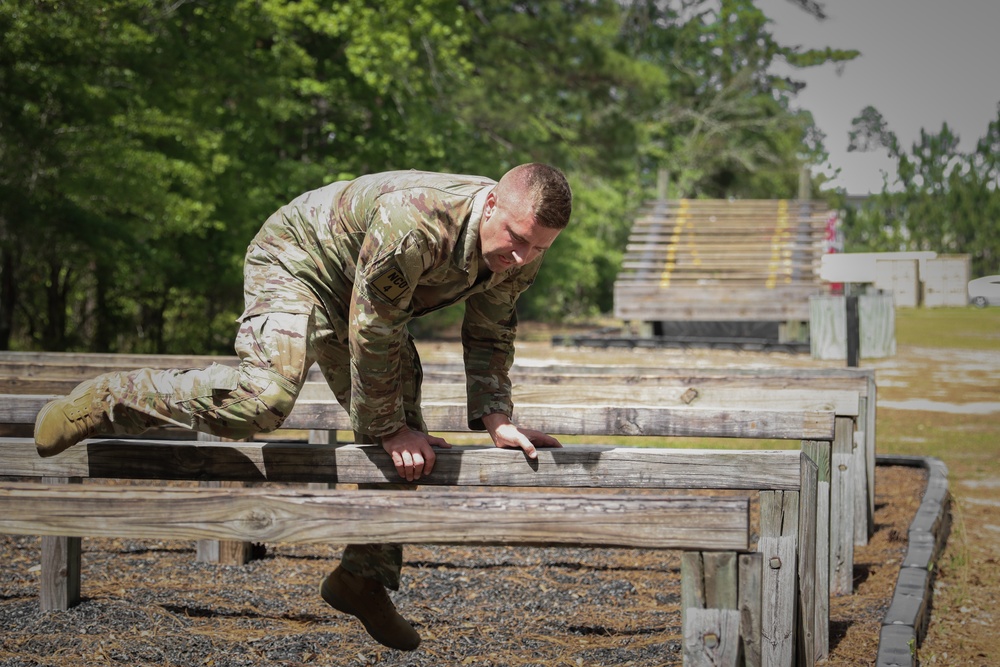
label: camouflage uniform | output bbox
[92,170,545,589]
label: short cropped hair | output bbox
[494,163,572,230]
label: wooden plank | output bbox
[0,369,872,405]
[758,491,800,667]
[738,552,763,667]
[0,439,808,491]
[613,299,816,322]
[682,551,741,667]
[683,609,741,667]
[865,375,878,539]
[0,483,750,550]
[853,399,870,546]
[682,552,739,616]
[0,361,872,396]
[195,432,252,566]
[830,417,856,596]
[296,382,861,417]
[802,440,831,659]
[0,395,837,441]
[797,448,821,664]
[288,401,837,440]
[0,352,874,389]
[39,476,81,612]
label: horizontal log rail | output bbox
[0,439,808,490]
[0,353,873,385]
[0,351,874,665]
[1,394,837,441]
[0,482,750,550]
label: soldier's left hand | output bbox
[483,414,562,460]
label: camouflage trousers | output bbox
[90,307,423,590]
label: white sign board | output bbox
[820,252,937,283]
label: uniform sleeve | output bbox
[349,229,431,437]
[462,259,542,430]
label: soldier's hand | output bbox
[482,413,562,460]
[381,426,452,481]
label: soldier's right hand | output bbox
[381,426,452,481]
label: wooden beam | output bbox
[0,351,875,390]
[297,382,861,418]
[1,395,837,440]
[0,439,808,491]
[0,483,750,551]
[39,476,81,612]
[284,401,837,440]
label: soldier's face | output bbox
[479,191,561,273]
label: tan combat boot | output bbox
[34,378,111,457]
[320,565,421,651]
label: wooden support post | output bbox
[39,476,81,611]
[738,553,763,667]
[758,490,799,667]
[306,429,338,491]
[195,433,252,566]
[865,375,878,540]
[801,442,830,661]
[797,451,820,665]
[830,417,856,596]
[681,551,741,667]
[853,401,870,546]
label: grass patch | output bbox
[894,306,1000,350]
[875,409,1000,478]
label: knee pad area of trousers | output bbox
[243,367,301,433]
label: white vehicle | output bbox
[968,275,1000,307]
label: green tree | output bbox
[628,0,857,198]
[845,104,1000,278]
[1,0,857,349]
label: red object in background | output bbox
[825,213,843,294]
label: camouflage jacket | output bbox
[244,170,544,437]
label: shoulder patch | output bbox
[370,263,411,304]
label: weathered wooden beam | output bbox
[39,476,81,612]
[739,552,764,667]
[0,395,837,440]
[681,551,742,667]
[758,489,802,667]
[0,439,807,491]
[797,447,822,663]
[830,416,857,597]
[0,352,873,384]
[296,382,861,418]
[0,483,750,550]
[285,401,837,441]
[194,432,253,566]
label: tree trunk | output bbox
[0,245,17,350]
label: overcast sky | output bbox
[755,0,1000,195]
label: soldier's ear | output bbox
[483,191,498,220]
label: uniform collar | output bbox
[460,183,499,286]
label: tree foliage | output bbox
[1,0,854,351]
[844,104,1000,278]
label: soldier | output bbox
[33,163,573,651]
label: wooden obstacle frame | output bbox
[0,351,880,666]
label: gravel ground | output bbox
[0,465,924,667]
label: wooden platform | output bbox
[614,199,831,323]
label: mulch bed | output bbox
[0,465,926,667]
